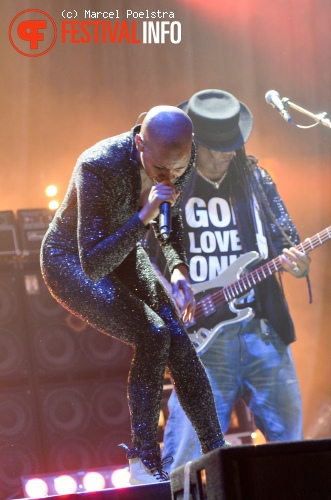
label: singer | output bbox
[40,105,229,485]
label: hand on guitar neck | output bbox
[280,245,311,278]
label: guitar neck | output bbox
[222,226,331,302]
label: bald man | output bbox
[40,106,228,485]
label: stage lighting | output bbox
[45,185,59,211]
[21,465,130,498]
[45,185,58,197]
[48,199,59,210]
[110,467,131,488]
[82,471,106,491]
[24,478,49,498]
[54,475,77,495]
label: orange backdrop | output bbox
[2,0,331,437]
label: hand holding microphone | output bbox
[138,181,178,239]
[157,181,179,241]
[159,201,171,241]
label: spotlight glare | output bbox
[49,200,59,210]
[111,467,131,488]
[25,478,48,498]
[83,471,106,491]
[22,464,129,496]
[54,475,77,495]
[46,185,58,197]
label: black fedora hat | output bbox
[178,89,253,152]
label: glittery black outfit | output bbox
[40,126,225,463]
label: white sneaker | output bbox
[129,456,170,485]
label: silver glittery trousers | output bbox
[40,243,225,456]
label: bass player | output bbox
[146,89,311,471]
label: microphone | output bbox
[159,202,171,241]
[265,90,293,123]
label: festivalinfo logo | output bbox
[9,8,182,57]
[9,9,57,57]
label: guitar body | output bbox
[185,226,331,355]
[186,252,262,355]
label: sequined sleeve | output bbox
[76,160,147,282]
[256,166,300,251]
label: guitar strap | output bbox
[248,190,296,345]
[251,194,268,259]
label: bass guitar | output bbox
[186,226,331,355]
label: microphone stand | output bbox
[282,97,331,129]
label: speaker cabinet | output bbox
[17,208,54,257]
[20,263,133,472]
[0,261,133,498]
[0,211,20,257]
[21,265,133,381]
[170,439,331,500]
[0,265,30,383]
[0,265,44,498]
[37,380,131,471]
[0,387,45,498]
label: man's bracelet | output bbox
[296,268,310,279]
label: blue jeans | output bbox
[162,318,303,471]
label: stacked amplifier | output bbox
[0,208,133,498]
[0,208,54,259]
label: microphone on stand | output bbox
[265,90,294,124]
[159,202,171,241]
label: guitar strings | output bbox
[190,227,331,323]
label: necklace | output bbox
[196,168,228,189]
